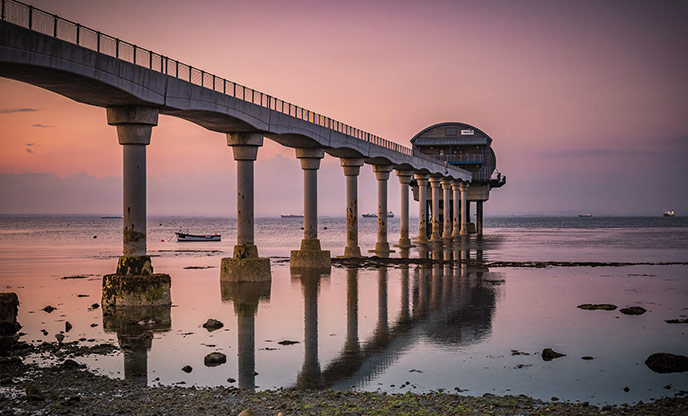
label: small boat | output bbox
[281,214,304,218]
[175,232,221,242]
[362,211,394,218]
[664,210,675,217]
[578,213,592,217]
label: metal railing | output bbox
[1,0,467,175]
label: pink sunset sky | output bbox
[1,0,687,216]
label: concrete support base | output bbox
[395,238,414,249]
[220,244,271,282]
[291,239,331,270]
[0,293,20,336]
[116,255,153,276]
[341,246,362,258]
[101,273,171,309]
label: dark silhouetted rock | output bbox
[227,377,236,383]
[645,353,688,373]
[542,348,566,361]
[42,305,56,313]
[665,319,688,324]
[182,365,192,373]
[623,386,630,392]
[277,340,300,346]
[204,352,226,367]
[90,303,100,309]
[55,333,64,343]
[62,359,85,369]
[65,321,73,332]
[25,385,44,401]
[577,304,617,311]
[581,356,595,360]
[202,318,224,331]
[620,306,647,315]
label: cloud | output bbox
[31,124,53,128]
[0,107,40,114]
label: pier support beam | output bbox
[291,149,331,271]
[429,176,442,242]
[460,182,469,236]
[396,170,414,249]
[452,180,461,238]
[414,173,429,244]
[477,201,484,236]
[340,158,364,258]
[372,164,393,255]
[441,178,453,241]
[107,106,158,275]
[221,133,271,282]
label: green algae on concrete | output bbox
[101,273,171,309]
[116,255,153,276]
[221,257,271,282]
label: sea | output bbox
[1,215,687,406]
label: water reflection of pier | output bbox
[222,244,500,390]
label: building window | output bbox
[445,127,457,136]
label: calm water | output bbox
[1,215,687,405]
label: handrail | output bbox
[1,0,468,177]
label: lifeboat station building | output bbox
[411,122,506,236]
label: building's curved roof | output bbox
[410,121,493,144]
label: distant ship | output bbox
[578,213,592,217]
[664,210,675,217]
[281,213,304,218]
[101,216,122,219]
[362,211,394,218]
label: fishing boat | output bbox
[578,213,592,217]
[281,213,304,218]
[664,210,675,217]
[175,232,221,242]
[362,211,394,218]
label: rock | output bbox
[551,396,559,401]
[577,304,617,311]
[277,340,300,345]
[624,386,630,392]
[511,350,530,356]
[238,410,255,416]
[182,365,192,373]
[204,352,227,367]
[202,318,224,331]
[91,303,100,309]
[645,353,688,373]
[25,385,44,401]
[620,306,647,315]
[65,321,73,332]
[55,333,65,343]
[90,323,98,327]
[62,359,84,369]
[542,348,566,361]
[581,356,595,360]
[43,305,57,313]
[41,329,48,336]
[665,319,688,324]
[227,378,236,383]
[0,376,13,385]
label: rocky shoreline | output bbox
[0,356,686,415]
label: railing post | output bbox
[116,39,119,58]
[223,79,226,94]
[96,31,100,52]
[28,6,33,29]
[1,0,5,22]
[133,45,137,64]
[76,24,80,45]
[149,51,152,69]
[175,61,178,77]
[201,70,204,86]
[213,75,216,90]
[53,15,57,37]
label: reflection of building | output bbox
[102,303,171,386]
[221,281,271,391]
[411,122,506,235]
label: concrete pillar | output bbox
[441,178,453,240]
[414,173,429,244]
[373,164,393,255]
[477,200,484,235]
[340,158,364,258]
[460,182,469,236]
[107,106,158,276]
[221,133,271,282]
[429,176,442,241]
[291,149,331,270]
[396,170,413,248]
[452,181,461,238]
